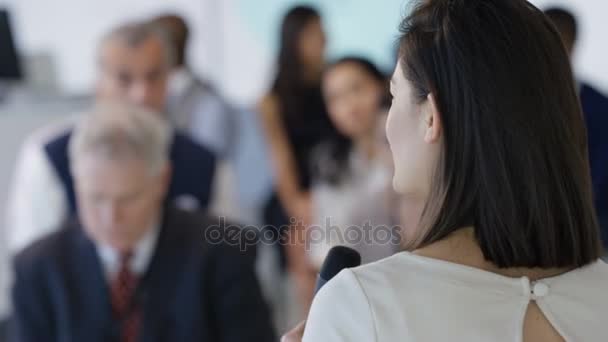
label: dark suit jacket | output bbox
[44,130,217,214]
[9,207,276,342]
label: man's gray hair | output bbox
[99,21,175,68]
[69,102,171,174]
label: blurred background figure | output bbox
[257,5,339,318]
[0,9,22,102]
[545,7,608,252]
[149,14,237,160]
[5,22,217,256]
[306,57,400,269]
[149,13,250,223]
[9,102,275,342]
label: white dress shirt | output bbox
[95,220,160,282]
[303,252,608,341]
[5,116,79,254]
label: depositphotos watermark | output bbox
[203,217,403,251]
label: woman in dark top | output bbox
[279,86,334,190]
[258,6,338,315]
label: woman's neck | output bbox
[413,228,573,280]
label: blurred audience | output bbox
[5,22,217,254]
[3,4,606,342]
[307,57,400,268]
[8,102,275,342]
[258,6,338,314]
[149,14,237,160]
[545,7,608,251]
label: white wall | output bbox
[0,0,220,96]
[0,0,606,104]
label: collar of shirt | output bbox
[95,216,162,282]
[168,67,196,99]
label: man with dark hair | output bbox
[546,7,608,251]
[149,14,255,224]
[150,14,238,160]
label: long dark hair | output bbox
[399,0,601,267]
[314,57,388,186]
[272,6,321,102]
[269,5,339,191]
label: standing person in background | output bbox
[150,14,238,160]
[307,57,401,269]
[258,6,337,315]
[545,7,608,252]
[150,14,246,222]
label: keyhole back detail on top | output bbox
[522,295,565,342]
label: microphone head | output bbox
[319,246,361,281]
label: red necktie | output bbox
[110,251,141,342]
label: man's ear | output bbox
[424,93,442,144]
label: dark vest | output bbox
[44,130,217,214]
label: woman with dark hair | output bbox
[285,0,608,341]
[258,6,337,313]
[307,57,400,268]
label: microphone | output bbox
[314,246,361,294]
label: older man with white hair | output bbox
[8,102,276,342]
[0,21,223,331]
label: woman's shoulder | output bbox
[305,254,608,341]
[352,251,460,277]
[347,252,452,294]
[303,267,377,341]
[315,252,448,310]
[304,252,463,341]
[316,253,419,296]
[543,259,608,296]
[347,253,608,315]
[351,252,608,288]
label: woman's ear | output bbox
[424,93,442,143]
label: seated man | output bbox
[9,103,276,342]
[6,21,217,254]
